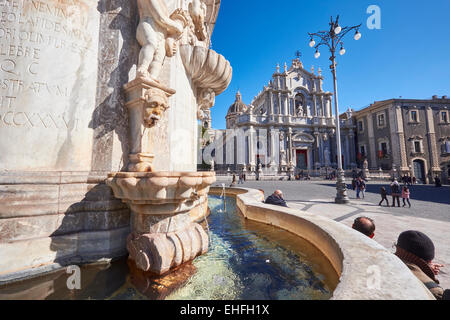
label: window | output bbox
[441,111,448,123]
[360,145,366,155]
[414,141,421,153]
[410,110,418,122]
[377,113,386,128]
[357,145,366,161]
[358,120,364,132]
[443,141,450,154]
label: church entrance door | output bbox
[296,150,308,169]
[413,159,425,184]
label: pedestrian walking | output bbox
[355,177,361,198]
[402,186,411,208]
[238,173,243,184]
[360,178,366,199]
[390,179,401,207]
[379,187,389,207]
[230,174,237,187]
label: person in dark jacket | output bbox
[265,190,288,207]
[390,179,401,207]
[379,187,389,206]
[395,230,446,300]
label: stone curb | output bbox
[210,187,434,300]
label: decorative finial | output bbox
[276,63,280,73]
[284,62,287,72]
[311,65,314,73]
[318,67,322,75]
[236,90,242,101]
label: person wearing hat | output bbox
[395,230,445,299]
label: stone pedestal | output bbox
[123,77,175,172]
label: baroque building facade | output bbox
[353,96,450,184]
[208,58,356,176]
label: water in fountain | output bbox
[0,195,337,300]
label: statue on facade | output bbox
[136,0,188,80]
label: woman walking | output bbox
[402,186,411,208]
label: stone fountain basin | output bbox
[106,172,216,215]
[209,187,435,300]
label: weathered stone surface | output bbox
[127,258,197,300]
[0,227,129,279]
[0,171,130,278]
[0,0,100,171]
[127,222,208,275]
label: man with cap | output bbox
[395,230,445,299]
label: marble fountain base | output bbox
[106,171,215,275]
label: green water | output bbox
[0,196,337,300]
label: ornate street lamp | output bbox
[308,15,361,204]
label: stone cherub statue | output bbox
[136,0,188,80]
[189,0,207,41]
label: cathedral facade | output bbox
[208,58,356,176]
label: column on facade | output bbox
[319,95,324,118]
[394,106,408,173]
[248,125,256,170]
[291,97,296,116]
[330,132,337,166]
[426,107,441,175]
[269,90,274,121]
[344,133,351,169]
[283,95,288,116]
[366,113,377,168]
[313,94,318,117]
[269,126,278,167]
[278,92,282,115]
[314,131,320,169]
[318,133,324,164]
[288,127,293,166]
[349,133,356,167]
[328,97,333,119]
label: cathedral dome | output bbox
[227,90,248,115]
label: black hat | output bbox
[397,230,435,261]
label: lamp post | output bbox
[308,16,361,204]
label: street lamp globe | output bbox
[334,25,342,34]
[314,49,320,59]
[309,38,316,47]
[339,46,346,56]
[354,30,361,41]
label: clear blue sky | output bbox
[209,0,450,129]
